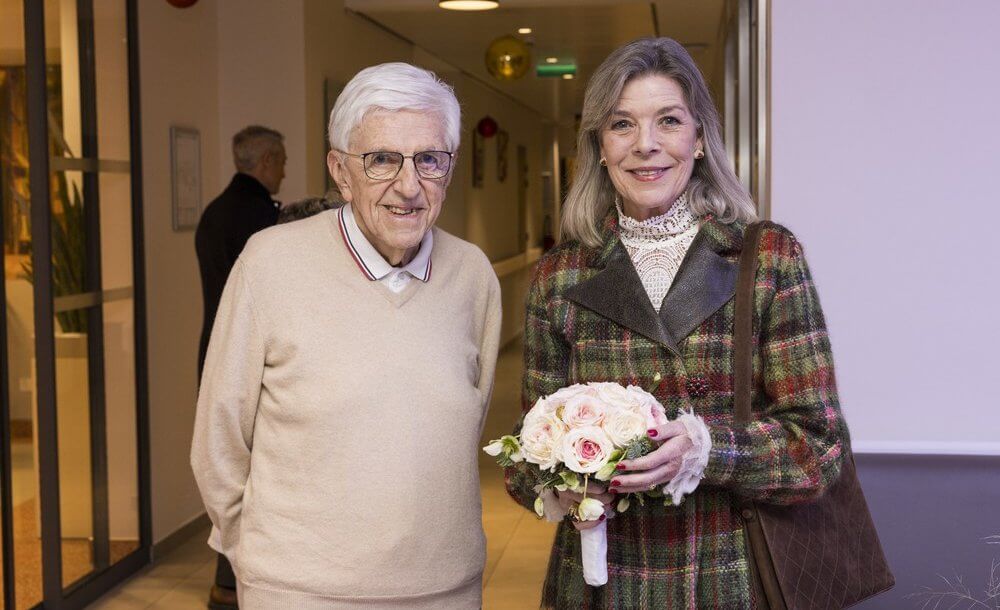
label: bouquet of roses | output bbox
[484,381,669,586]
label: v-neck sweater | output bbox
[191,210,502,609]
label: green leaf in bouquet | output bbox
[555,470,581,492]
[501,435,523,460]
[534,496,545,518]
[616,496,631,513]
[594,449,623,482]
[623,436,656,460]
[483,435,523,467]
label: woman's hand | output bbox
[610,421,693,494]
[554,484,614,531]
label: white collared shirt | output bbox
[337,204,433,293]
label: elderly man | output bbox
[191,63,501,609]
[194,124,285,609]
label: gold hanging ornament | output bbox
[485,35,531,81]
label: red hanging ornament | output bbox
[476,116,498,138]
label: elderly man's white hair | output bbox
[328,62,461,153]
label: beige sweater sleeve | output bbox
[476,274,503,431]
[190,259,265,561]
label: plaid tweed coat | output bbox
[505,212,848,609]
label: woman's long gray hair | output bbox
[563,37,757,247]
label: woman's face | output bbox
[329,109,452,266]
[599,74,702,221]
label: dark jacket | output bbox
[195,173,278,376]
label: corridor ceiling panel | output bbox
[346,0,726,126]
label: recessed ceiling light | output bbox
[562,74,574,80]
[518,27,532,34]
[439,0,499,10]
[545,57,558,64]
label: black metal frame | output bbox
[75,0,112,579]
[1,0,151,608]
[0,115,16,610]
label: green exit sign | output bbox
[536,62,576,77]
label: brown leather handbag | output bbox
[734,222,895,609]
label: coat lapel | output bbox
[657,227,739,349]
[564,241,675,352]
[565,213,744,356]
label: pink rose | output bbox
[561,426,614,474]
[561,395,607,428]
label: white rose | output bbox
[562,394,607,428]
[545,384,596,409]
[594,382,644,411]
[520,413,566,472]
[603,408,647,447]
[523,397,553,428]
[561,426,614,474]
[577,497,605,521]
[625,385,668,428]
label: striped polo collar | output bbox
[337,203,433,282]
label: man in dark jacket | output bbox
[195,125,285,609]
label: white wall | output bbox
[138,0,222,542]
[302,0,416,201]
[452,70,548,345]
[216,0,309,204]
[771,0,1000,454]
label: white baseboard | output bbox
[852,440,1000,456]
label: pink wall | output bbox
[771,1,1000,453]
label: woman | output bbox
[505,37,848,608]
[192,62,501,609]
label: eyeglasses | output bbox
[338,150,454,180]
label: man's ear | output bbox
[328,150,353,202]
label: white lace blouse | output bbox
[616,191,699,312]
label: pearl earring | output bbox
[599,157,607,166]
[694,150,705,159]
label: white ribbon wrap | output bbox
[580,520,609,586]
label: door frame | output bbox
[0,1,151,607]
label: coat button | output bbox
[741,508,755,521]
[685,375,711,398]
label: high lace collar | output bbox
[614,192,699,311]
[616,192,696,246]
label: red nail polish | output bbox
[648,429,658,437]
[610,480,620,487]
[615,463,626,471]
[599,514,606,522]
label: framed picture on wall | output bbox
[170,126,201,231]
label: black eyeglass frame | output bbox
[336,149,455,181]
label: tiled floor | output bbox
[88,337,557,609]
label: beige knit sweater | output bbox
[190,211,502,609]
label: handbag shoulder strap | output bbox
[734,221,766,425]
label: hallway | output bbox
[87,338,555,609]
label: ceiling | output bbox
[345,0,728,125]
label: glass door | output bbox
[1,0,149,607]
